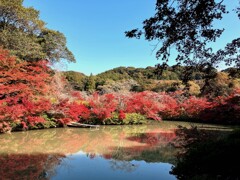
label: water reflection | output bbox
[0,153,64,180]
[0,121,231,179]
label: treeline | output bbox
[1,48,239,133]
[62,66,240,97]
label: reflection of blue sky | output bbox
[74,151,87,156]
[51,153,176,180]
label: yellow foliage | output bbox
[188,81,201,96]
[230,79,240,89]
[215,72,230,86]
[50,97,58,104]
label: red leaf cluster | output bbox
[88,93,117,120]
[0,48,52,131]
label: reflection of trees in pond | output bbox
[0,153,65,180]
[0,129,92,154]
[102,131,178,164]
[0,124,181,153]
[109,160,139,172]
[0,124,179,177]
[0,126,177,156]
[86,153,97,159]
[131,146,177,164]
[104,145,177,164]
[0,123,231,179]
[127,131,176,146]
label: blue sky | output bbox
[23,0,240,75]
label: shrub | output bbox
[124,113,147,125]
[89,93,117,121]
[103,113,147,125]
[124,91,163,120]
[103,112,122,125]
[180,96,211,120]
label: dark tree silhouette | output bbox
[126,0,240,82]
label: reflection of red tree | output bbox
[127,131,176,146]
[103,129,177,161]
[0,153,64,180]
[102,154,112,159]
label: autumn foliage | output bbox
[0,48,239,133]
[0,48,53,132]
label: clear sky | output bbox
[23,0,240,75]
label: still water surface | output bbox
[0,121,231,180]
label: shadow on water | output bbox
[170,126,240,180]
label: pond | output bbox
[0,121,232,180]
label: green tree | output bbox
[63,71,86,91]
[85,73,96,91]
[0,28,45,60]
[0,0,75,62]
[38,29,75,62]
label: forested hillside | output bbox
[63,66,240,97]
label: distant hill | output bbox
[61,66,182,91]
[61,66,240,96]
[96,66,178,81]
